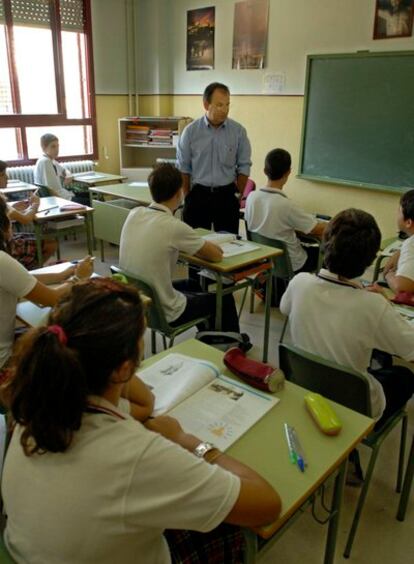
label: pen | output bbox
[229,241,243,246]
[291,427,307,472]
[284,423,297,465]
[39,205,59,214]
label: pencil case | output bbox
[223,347,285,393]
[304,392,342,436]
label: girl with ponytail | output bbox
[2,279,281,564]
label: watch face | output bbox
[194,442,214,457]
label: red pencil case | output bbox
[223,347,285,393]
[60,204,86,211]
[391,292,414,307]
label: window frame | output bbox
[0,0,97,165]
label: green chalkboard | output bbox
[298,51,414,193]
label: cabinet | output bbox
[118,116,192,181]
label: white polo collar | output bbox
[317,268,362,289]
[260,187,287,197]
[148,202,173,215]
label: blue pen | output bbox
[291,427,307,472]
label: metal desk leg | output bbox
[397,435,414,522]
[263,263,272,363]
[85,214,93,255]
[215,274,223,331]
[324,459,347,564]
[34,222,43,267]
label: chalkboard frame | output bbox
[297,50,414,195]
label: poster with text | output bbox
[232,0,269,70]
[187,7,215,71]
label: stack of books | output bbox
[148,128,173,145]
[125,125,150,145]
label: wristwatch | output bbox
[193,441,216,458]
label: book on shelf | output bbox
[202,232,260,258]
[137,353,279,451]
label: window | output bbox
[0,0,96,164]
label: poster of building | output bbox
[186,7,215,71]
[232,0,269,70]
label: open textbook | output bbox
[202,233,259,258]
[137,353,279,451]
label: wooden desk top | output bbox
[35,197,93,223]
[140,339,374,539]
[180,228,283,274]
[72,172,127,186]
[90,182,151,205]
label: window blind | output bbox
[0,0,85,31]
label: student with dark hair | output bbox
[0,160,56,268]
[245,148,326,274]
[120,163,240,332]
[0,196,93,376]
[2,279,281,563]
[383,189,414,294]
[280,208,414,426]
[177,82,251,234]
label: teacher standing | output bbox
[177,82,252,235]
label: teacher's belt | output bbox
[193,182,236,194]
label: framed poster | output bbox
[186,7,215,70]
[373,0,414,39]
[232,0,269,69]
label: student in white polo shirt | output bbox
[2,279,281,564]
[384,189,414,294]
[120,163,240,332]
[280,208,414,426]
[245,148,326,274]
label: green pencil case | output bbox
[304,392,342,436]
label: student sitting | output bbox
[120,163,240,332]
[0,196,93,378]
[245,148,326,273]
[383,189,414,294]
[0,161,56,269]
[2,279,281,563]
[33,133,89,205]
[280,208,414,426]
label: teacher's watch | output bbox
[193,441,216,459]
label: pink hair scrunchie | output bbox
[47,325,68,346]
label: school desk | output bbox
[2,180,37,197]
[140,338,374,564]
[180,228,283,362]
[72,171,127,187]
[34,197,94,266]
[89,183,151,260]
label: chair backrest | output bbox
[110,266,171,333]
[248,231,295,280]
[240,178,256,209]
[279,342,372,417]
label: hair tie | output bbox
[47,325,68,346]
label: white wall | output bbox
[136,0,414,95]
[91,0,129,94]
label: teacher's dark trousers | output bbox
[183,183,240,235]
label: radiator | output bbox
[7,160,95,184]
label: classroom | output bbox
[0,0,414,563]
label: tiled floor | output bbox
[55,233,414,564]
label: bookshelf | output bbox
[118,116,192,181]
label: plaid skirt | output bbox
[10,233,42,270]
[164,524,245,564]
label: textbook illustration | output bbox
[137,353,279,450]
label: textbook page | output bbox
[137,353,219,416]
[169,374,279,451]
[202,233,259,257]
